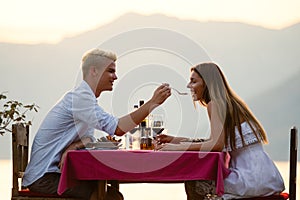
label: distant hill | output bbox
[0,13,299,160]
[248,70,300,160]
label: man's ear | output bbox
[90,66,98,76]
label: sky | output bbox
[1,0,300,44]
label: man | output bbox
[22,48,171,200]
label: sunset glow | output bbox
[0,0,300,44]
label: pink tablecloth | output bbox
[58,150,230,196]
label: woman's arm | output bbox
[156,134,191,144]
[156,101,225,152]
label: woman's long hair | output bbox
[191,62,268,150]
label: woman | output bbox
[155,62,285,199]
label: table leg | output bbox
[97,180,107,200]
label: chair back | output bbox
[11,123,81,200]
[289,126,298,200]
[11,123,29,197]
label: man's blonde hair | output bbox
[81,48,117,78]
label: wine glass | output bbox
[149,114,165,137]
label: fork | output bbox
[147,82,188,96]
[170,87,188,95]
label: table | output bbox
[58,150,230,198]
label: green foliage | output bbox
[0,92,39,135]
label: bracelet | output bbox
[184,138,206,143]
[185,138,194,142]
[192,138,206,143]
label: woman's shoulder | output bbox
[237,121,253,132]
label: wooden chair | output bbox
[11,123,81,200]
[235,126,298,200]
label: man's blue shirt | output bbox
[22,81,118,186]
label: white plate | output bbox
[86,142,121,149]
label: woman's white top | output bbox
[222,122,285,199]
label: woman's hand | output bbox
[156,134,189,144]
[155,143,191,151]
[156,134,175,144]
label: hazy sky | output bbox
[1,0,300,44]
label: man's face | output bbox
[95,62,118,97]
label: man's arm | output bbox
[114,84,171,136]
[58,137,93,169]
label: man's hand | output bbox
[115,84,171,136]
[58,137,92,170]
[149,83,171,107]
[58,143,79,170]
[58,150,68,170]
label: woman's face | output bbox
[187,70,205,101]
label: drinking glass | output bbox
[149,114,165,138]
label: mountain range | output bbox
[0,13,299,160]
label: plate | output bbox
[86,142,121,150]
